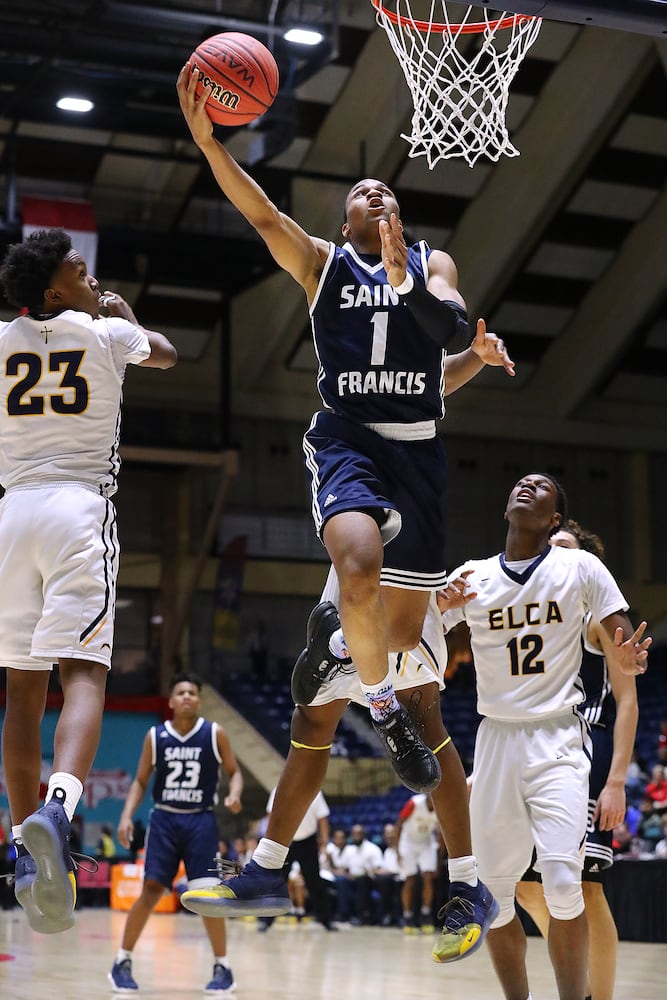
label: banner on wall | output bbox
[22,197,98,275]
[212,534,248,651]
[0,707,159,854]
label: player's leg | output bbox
[110,809,181,991]
[583,879,616,1000]
[202,917,236,993]
[292,834,333,928]
[181,700,346,918]
[1,667,66,932]
[2,667,50,827]
[419,869,436,931]
[19,656,107,931]
[21,487,116,930]
[298,418,440,793]
[486,917,531,1000]
[514,877,550,938]
[449,718,531,985]
[400,873,418,930]
[531,715,591,1000]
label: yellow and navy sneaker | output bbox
[432,880,499,963]
[181,860,290,919]
[14,844,75,934]
[20,790,77,933]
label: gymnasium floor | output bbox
[1,908,664,999]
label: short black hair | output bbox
[0,228,72,311]
[168,671,203,693]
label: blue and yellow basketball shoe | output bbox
[431,880,499,963]
[181,859,290,919]
[20,789,77,933]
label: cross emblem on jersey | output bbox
[41,326,52,343]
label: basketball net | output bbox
[371,2,543,167]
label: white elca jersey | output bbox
[399,794,439,845]
[0,309,150,496]
[443,546,628,722]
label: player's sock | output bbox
[115,948,132,964]
[45,772,83,822]
[12,825,22,846]
[362,676,400,723]
[214,956,230,968]
[252,838,289,869]
[328,627,350,661]
[447,855,479,888]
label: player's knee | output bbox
[541,859,584,921]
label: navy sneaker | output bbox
[108,958,139,992]
[20,790,76,931]
[431,880,499,963]
[205,963,236,993]
[291,602,353,705]
[372,706,441,794]
[14,845,75,934]
[181,860,290,919]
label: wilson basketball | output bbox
[190,32,279,126]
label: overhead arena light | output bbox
[56,96,94,113]
[283,26,324,45]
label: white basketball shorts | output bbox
[0,483,118,670]
[469,712,591,884]
[398,837,439,878]
[309,566,447,708]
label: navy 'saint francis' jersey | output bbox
[151,718,222,811]
[310,241,447,424]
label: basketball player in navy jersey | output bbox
[435,475,649,1000]
[0,230,177,935]
[108,673,243,994]
[515,520,639,1000]
[177,60,511,940]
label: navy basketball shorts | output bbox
[584,723,614,877]
[144,808,219,888]
[303,410,449,590]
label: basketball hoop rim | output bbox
[370,0,537,34]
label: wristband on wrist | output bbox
[393,272,414,295]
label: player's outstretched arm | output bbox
[590,620,639,831]
[176,62,325,294]
[117,730,154,850]
[102,292,177,369]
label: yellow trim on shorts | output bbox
[432,735,452,754]
[80,616,108,647]
[290,739,332,751]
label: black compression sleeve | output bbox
[400,278,471,349]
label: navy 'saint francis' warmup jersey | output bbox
[310,240,446,424]
[151,718,221,812]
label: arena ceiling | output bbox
[0,0,666,454]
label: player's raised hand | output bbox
[380,213,409,288]
[437,570,477,613]
[613,621,651,675]
[177,61,215,148]
[470,318,515,376]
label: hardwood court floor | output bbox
[1,908,664,999]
